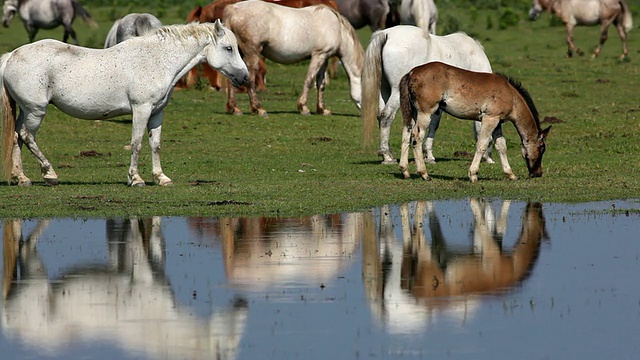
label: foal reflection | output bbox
[365,199,547,332]
[2,218,247,360]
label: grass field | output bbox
[0,3,639,218]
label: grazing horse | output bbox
[103,13,162,48]
[223,1,364,116]
[1,0,96,44]
[361,25,498,165]
[399,62,551,182]
[528,0,633,59]
[1,21,248,187]
[397,0,438,34]
[335,0,390,30]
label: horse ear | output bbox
[214,19,225,37]
[539,125,551,140]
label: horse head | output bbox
[522,125,551,178]
[1,0,18,27]
[528,0,552,20]
[204,20,248,88]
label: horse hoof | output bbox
[381,159,397,165]
[484,158,496,164]
[131,182,146,187]
[44,178,59,186]
[300,110,311,116]
[158,180,174,186]
[18,180,32,187]
[425,158,436,165]
[319,109,331,116]
[469,175,478,183]
[258,110,269,117]
[421,174,431,181]
[402,171,410,179]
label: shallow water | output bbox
[1,198,639,360]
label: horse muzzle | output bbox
[231,73,249,88]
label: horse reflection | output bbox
[364,199,547,332]
[2,218,248,360]
[188,213,364,289]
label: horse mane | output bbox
[151,22,220,43]
[497,73,540,127]
[318,5,364,65]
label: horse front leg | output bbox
[147,111,172,186]
[491,124,516,180]
[592,21,612,58]
[128,106,152,187]
[225,82,243,115]
[469,116,499,183]
[565,23,583,57]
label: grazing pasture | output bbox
[0,3,639,218]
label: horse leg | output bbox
[491,124,516,180]
[592,21,612,58]
[399,121,413,179]
[378,90,400,164]
[10,133,31,186]
[298,56,328,115]
[147,111,172,186]
[128,106,152,187]
[63,26,79,44]
[315,61,330,115]
[565,23,582,57]
[423,109,442,164]
[225,82,243,115]
[244,54,267,117]
[16,112,58,185]
[413,111,433,181]
[468,116,499,183]
[615,21,629,60]
[474,121,495,164]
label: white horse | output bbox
[1,21,249,187]
[528,0,633,59]
[397,0,438,34]
[104,12,162,48]
[223,0,363,116]
[1,0,96,44]
[361,25,499,164]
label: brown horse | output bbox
[399,62,551,182]
[528,0,633,59]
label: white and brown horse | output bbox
[399,62,551,182]
[529,0,633,58]
[223,0,363,116]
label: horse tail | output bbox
[619,0,633,32]
[399,72,415,129]
[72,0,97,28]
[0,52,16,184]
[361,30,387,148]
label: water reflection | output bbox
[0,199,563,359]
[364,199,547,333]
[2,218,247,360]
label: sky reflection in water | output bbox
[1,198,639,359]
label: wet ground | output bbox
[1,198,639,359]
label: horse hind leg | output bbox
[423,109,442,164]
[592,21,612,58]
[378,89,401,164]
[315,62,330,116]
[474,121,495,164]
[614,21,629,60]
[564,23,583,57]
[17,112,59,185]
[9,133,32,186]
[63,25,79,44]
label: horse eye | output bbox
[225,46,232,52]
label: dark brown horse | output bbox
[399,62,551,182]
[528,0,633,59]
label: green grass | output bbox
[0,5,639,218]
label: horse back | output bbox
[407,62,515,120]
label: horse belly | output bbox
[51,92,132,120]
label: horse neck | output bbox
[511,93,541,146]
[337,17,364,84]
[150,32,210,81]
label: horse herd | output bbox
[0,0,633,187]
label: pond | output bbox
[1,198,639,359]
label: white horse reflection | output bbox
[2,218,248,360]
[363,199,547,333]
[188,213,364,290]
